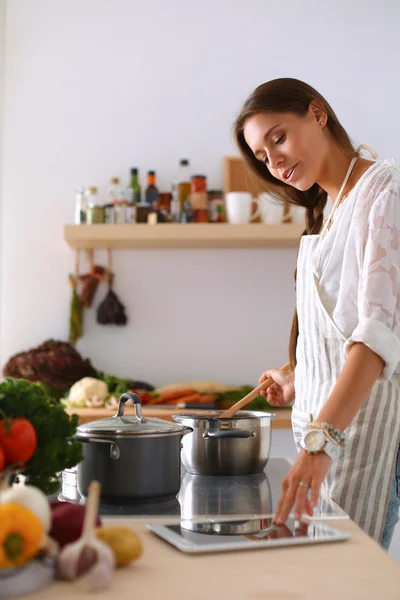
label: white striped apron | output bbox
[292,231,400,541]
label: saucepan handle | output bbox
[76,436,121,460]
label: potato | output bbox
[95,526,143,567]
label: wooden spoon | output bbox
[219,363,290,418]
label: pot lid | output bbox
[173,410,274,420]
[77,414,186,437]
[76,392,187,437]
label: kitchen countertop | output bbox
[25,457,399,599]
[28,517,399,599]
[66,407,293,428]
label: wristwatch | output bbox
[300,429,341,460]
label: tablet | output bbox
[148,517,351,554]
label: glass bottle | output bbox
[108,177,122,202]
[181,200,194,223]
[125,186,137,224]
[108,177,125,223]
[145,171,159,206]
[170,180,179,222]
[74,186,87,224]
[129,168,141,204]
[176,159,191,218]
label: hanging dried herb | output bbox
[69,275,83,343]
[96,280,127,326]
[78,250,107,308]
[68,251,83,344]
[79,266,107,308]
[96,286,127,325]
[96,250,127,326]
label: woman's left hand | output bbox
[274,450,332,524]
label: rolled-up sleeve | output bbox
[344,180,400,379]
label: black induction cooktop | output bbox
[57,457,347,522]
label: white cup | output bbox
[225,192,262,224]
[258,194,284,224]
[290,205,306,224]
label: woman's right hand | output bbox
[259,365,295,407]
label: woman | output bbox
[234,78,400,549]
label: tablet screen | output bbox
[148,517,350,554]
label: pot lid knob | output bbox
[116,392,146,423]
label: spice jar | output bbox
[191,175,207,193]
[159,192,172,222]
[190,192,208,210]
[125,203,137,223]
[208,190,225,222]
[86,187,105,224]
[104,204,115,224]
[136,204,152,223]
[193,209,209,223]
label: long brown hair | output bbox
[233,78,355,369]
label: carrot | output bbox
[195,395,216,403]
[169,393,202,405]
[146,397,167,405]
[154,389,197,404]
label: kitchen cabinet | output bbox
[64,223,303,249]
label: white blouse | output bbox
[312,159,400,381]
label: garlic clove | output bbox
[59,542,96,580]
[76,544,98,576]
[76,560,115,592]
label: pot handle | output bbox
[203,430,256,440]
[116,392,146,423]
[77,437,121,460]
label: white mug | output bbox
[290,205,306,224]
[258,194,284,224]
[225,192,262,224]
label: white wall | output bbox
[2,0,400,386]
[0,0,5,368]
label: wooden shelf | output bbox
[64,223,303,249]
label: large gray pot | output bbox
[76,393,191,504]
[173,410,274,476]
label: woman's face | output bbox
[243,107,328,191]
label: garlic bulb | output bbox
[0,483,51,532]
[58,481,115,588]
[77,560,115,592]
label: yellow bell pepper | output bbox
[0,503,43,568]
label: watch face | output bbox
[304,430,325,452]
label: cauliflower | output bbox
[68,377,109,408]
